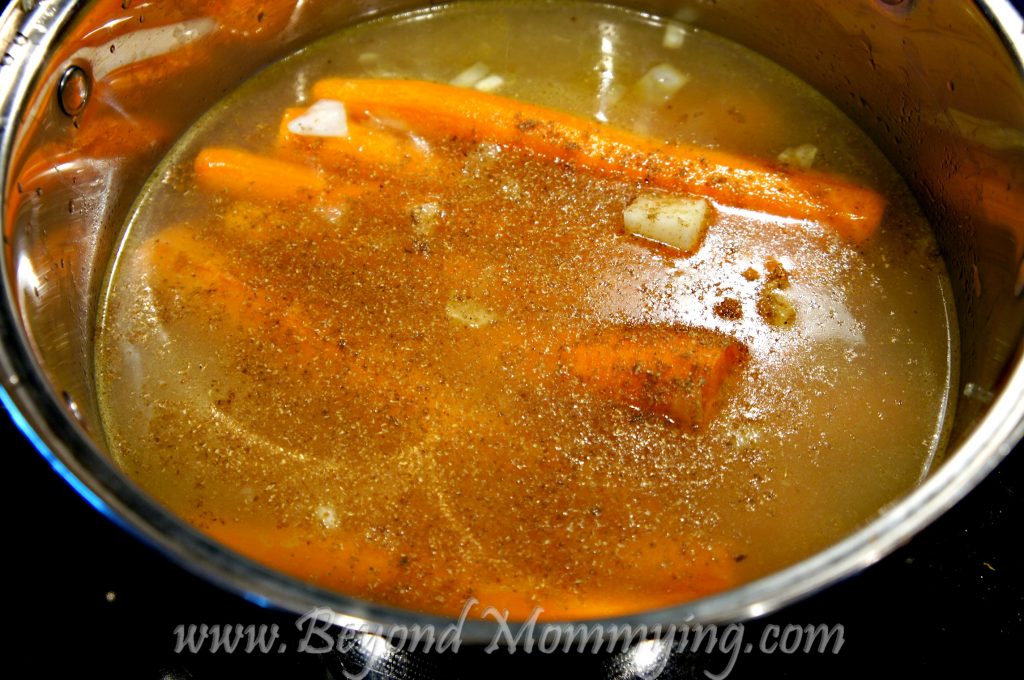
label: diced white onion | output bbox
[315,505,338,529]
[758,289,797,327]
[287,99,348,138]
[777,144,818,169]
[636,63,690,104]
[317,203,349,226]
[662,23,686,49]
[446,298,498,328]
[623,192,711,254]
[450,61,490,88]
[410,202,442,237]
[474,74,505,93]
[732,423,762,450]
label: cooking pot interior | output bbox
[1,0,1022,623]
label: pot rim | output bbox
[1,0,1022,642]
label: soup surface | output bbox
[95,0,955,619]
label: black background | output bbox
[5,0,1023,677]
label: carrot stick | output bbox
[143,224,438,426]
[142,226,401,380]
[561,325,747,428]
[457,535,736,620]
[195,518,399,593]
[199,512,733,620]
[143,224,448,425]
[279,108,443,177]
[194,147,327,204]
[312,78,885,242]
[143,224,329,364]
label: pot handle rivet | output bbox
[58,65,91,118]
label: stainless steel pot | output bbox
[2,0,1022,640]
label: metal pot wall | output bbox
[1,0,1022,640]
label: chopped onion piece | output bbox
[286,99,348,138]
[410,202,442,237]
[474,74,505,93]
[623,192,711,255]
[777,144,818,169]
[636,63,690,104]
[731,423,762,451]
[662,23,686,49]
[315,505,338,529]
[450,61,490,88]
[317,203,348,226]
[446,297,498,328]
[757,289,797,327]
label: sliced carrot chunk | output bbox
[312,78,885,242]
[562,325,747,428]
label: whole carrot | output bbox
[197,514,733,620]
[195,147,374,206]
[194,518,399,593]
[471,537,736,620]
[279,108,443,177]
[194,147,326,203]
[143,225,327,364]
[312,78,885,243]
[142,225,416,395]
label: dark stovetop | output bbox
[7,407,1021,678]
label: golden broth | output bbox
[95,0,955,620]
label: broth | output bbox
[95,0,955,619]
